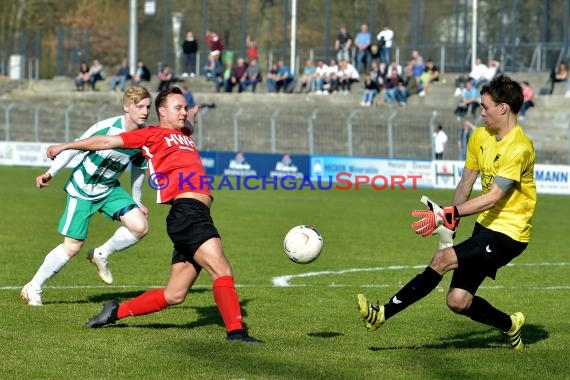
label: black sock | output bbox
[384,266,442,320]
[462,296,512,331]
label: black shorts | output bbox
[450,222,527,295]
[166,198,220,265]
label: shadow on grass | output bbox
[82,288,210,304]
[369,323,549,350]
[84,297,254,331]
[307,331,344,338]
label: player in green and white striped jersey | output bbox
[21,87,153,306]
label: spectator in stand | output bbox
[312,59,329,94]
[322,59,340,95]
[369,60,384,78]
[377,61,388,88]
[75,61,90,91]
[395,77,410,106]
[110,58,130,92]
[221,61,235,93]
[383,69,401,105]
[246,35,258,62]
[266,63,279,93]
[412,50,424,65]
[335,25,352,63]
[354,24,372,73]
[360,74,380,107]
[477,59,501,88]
[203,51,222,82]
[410,50,425,82]
[519,81,535,120]
[180,84,196,108]
[386,60,403,78]
[298,59,317,93]
[205,30,224,60]
[418,58,440,96]
[376,25,394,65]
[244,58,261,92]
[337,59,360,94]
[454,80,481,118]
[454,58,488,95]
[369,44,381,67]
[458,120,476,161]
[404,61,422,97]
[408,58,423,93]
[88,59,105,91]
[157,65,175,92]
[275,60,295,93]
[384,67,413,107]
[368,60,386,89]
[432,124,448,160]
[181,31,199,78]
[230,57,249,93]
[131,60,151,86]
[548,61,568,95]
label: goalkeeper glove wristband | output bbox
[411,196,460,237]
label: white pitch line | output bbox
[1,262,568,291]
[271,262,570,287]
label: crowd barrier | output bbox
[1,141,568,195]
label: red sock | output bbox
[213,276,243,332]
[117,288,168,319]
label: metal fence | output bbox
[2,40,570,81]
[2,0,570,79]
[1,99,568,165]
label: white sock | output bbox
[30,244,70,288]
[96,226,140,259]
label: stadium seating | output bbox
[0,71,567,164]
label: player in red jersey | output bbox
[47,87,261,343]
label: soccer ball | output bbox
[283,225,323,264]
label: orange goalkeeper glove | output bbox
[411,196,460,238]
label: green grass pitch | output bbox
[0,166,568,379]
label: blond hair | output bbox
[123,86,151,106]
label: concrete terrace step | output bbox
[2,75,569,164]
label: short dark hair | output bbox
[154,86,184,116]
[480,74,523,114]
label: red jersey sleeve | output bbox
[120,126,158,149]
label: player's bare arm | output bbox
[47,135,124,159]
[456,184,507,217]
[452,167,478,205]
[453,166,508,216]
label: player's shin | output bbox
[117,288,168,319]
[461,296,512,331]
[384,267,443,320]
[212,276,244,332]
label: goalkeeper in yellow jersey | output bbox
[357,75,536,350]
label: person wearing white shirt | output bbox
[433,124,448,160]
[469,58,488,85]
[454,58,488,96]
[312,59,329,94]
[322,59,339,94]
[376,25,394,64]
[386,60,402,78]
[338,59,360,93]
